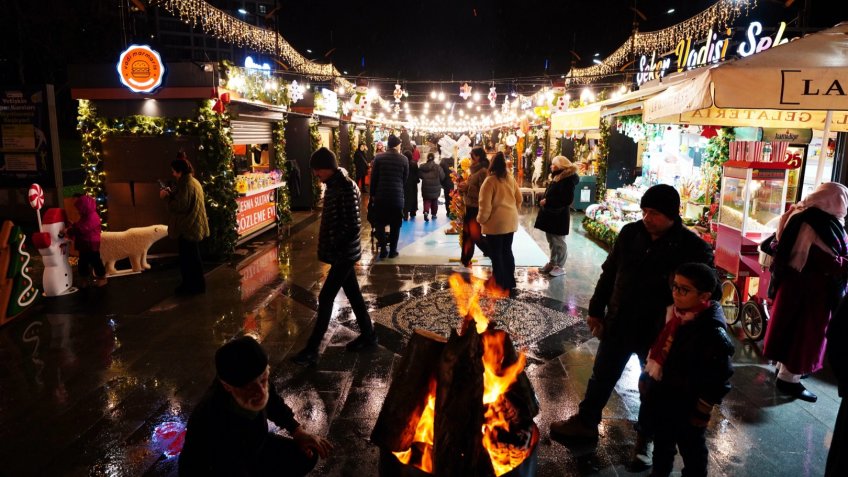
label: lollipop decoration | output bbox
[28,183,44,231]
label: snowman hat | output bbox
[42,208,68,225]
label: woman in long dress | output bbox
[764,182,848,402]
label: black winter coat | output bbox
[179,380,299,476]
[371,150,409,210]
[440,158,455,191]
[418,160,444,200]
[534,171,579,236]
[353,150,369,180]
[589,220,715,350]
[653,302,734,412]
[318,169,362,264]
[404,160,420,213]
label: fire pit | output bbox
[372,276,540,477]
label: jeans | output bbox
[422,198,438,216]
[178,237,205,292]
[305,259,374,352]
[578,333,650,433]
[374,207,403,252]
[486,232,516,291]
[545,233,567,267]
[461,206,488,267]
[78,250,106,278]
[651,412,708,477]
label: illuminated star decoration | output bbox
[488,87,497,107]
[459,82,472,100]
[288,80,305,104]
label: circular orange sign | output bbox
[117,45,165,93]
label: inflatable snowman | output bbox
[32,208,74,296]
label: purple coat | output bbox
[67,195,101,252]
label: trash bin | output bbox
[574,175,596,211]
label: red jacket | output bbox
[67,195,101,252]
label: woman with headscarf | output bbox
[534,155,579,277]
[764,182,848,402]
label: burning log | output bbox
[372,329,447,452]
[496,328,540,421]
[433,327,494,477]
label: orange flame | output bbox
[392,384,436,472]
[481,331,529,475]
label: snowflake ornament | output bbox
[459,82,472,100]
[288,80,305,104]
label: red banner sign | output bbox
[236,191,276,236]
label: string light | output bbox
[567,0,757,84]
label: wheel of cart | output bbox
[719,276,741,325]
[741,300,769,341]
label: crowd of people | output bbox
[165,140,848,477]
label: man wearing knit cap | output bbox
[290,147,378,367]
[369,134,409,258]
[179,336,333,476]
[550,184,714,472]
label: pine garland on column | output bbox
[596,117,611,202]
[272,118,292,228]
[309,120,322,208]
[347,125,356,179]
[366,123,375,158]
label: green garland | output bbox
[582,216,617,249]
[332,127,341,168]
[596,117,611,201]
[347,125,356,178]
[272,118,292,228]
[542,127,551,183]
[702,127,735,207]
[309,120,321,207]
[555,137,563,157]
[366,123,374,158]
[222,61,290,107]
[77,99,237,256]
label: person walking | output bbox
[534,156,579,277]
[477,152,523,293]
[549,184,714,472]
[353,143,369,193]
[180,336,333,476]
[291,148,377,367]
[160,152,209,295]
[764,182,848,403]
[454,147,489,272]
[418,152,444,222]
[403,150,419,221]
[370,135,408,259]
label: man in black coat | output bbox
[550,184,715,471]
[291,148,377,367]
[179,337,333,476]
[370,134,409,258]
[353,143,369,193]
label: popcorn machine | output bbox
[715,160,796,341]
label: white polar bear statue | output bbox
[100,225,168,276]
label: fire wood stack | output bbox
[372,320,540,477]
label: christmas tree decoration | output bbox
[32,208,75,297]
[0,221,39,325]
[459,83,472,100]
[488,87,498,107]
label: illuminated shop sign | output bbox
[637,21,797,86]
[244,56,271,76]
[117,45,165,93]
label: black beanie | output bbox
[309,147,338,170]
[640,184,681,220]
[387,134,401,149]
[215,336,268,387]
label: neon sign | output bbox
[116,45,165,93]
[738,21,793,57]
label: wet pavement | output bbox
[0,203,841,476]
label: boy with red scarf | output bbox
[640,263,734,477]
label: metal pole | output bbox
[814,110,833,187]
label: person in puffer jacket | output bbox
[66,194,107,287]
[417,152,444,222]
[290,148,377,367]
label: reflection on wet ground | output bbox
[0,206,840,476]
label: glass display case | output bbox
[718,165,788,240]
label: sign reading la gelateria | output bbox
[637,21,795,86]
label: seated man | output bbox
[179,336,333,476]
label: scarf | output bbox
[776,182,848,271]
[644,302,709,381]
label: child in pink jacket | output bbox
[66,195,107,287]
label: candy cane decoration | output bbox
[28,183,44,231]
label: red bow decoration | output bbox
[700,126,719,139]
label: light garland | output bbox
[568,0,757,84]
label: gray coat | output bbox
[418,160,445,200]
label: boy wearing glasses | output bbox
[640,263,734,477]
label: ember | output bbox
[372,275,539,477]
